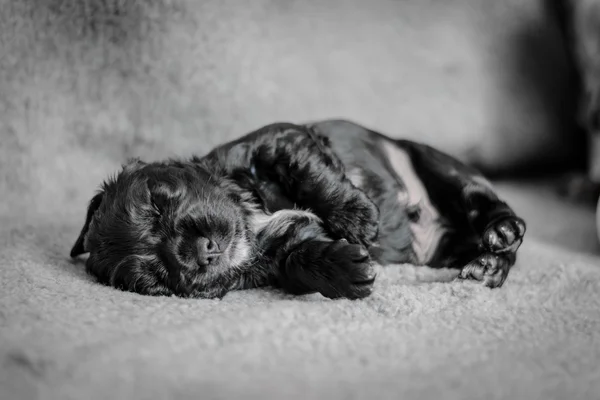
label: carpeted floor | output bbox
[1,181,600,400]
[2,1,600,399]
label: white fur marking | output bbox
[381,140,447,265]
[228,235,252,268]
[250,209,321,237]
[347,167,364,189]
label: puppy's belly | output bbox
[379,140,448,265]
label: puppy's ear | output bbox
[70,192,104,258]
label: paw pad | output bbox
[459,252,511,288]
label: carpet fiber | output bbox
[1,1,599,399]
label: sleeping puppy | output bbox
[70,120,526,299]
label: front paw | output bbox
[328,194,380,247]
[459,252,514,288]
[317,240,377,300]
[482,215,526,254]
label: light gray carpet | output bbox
[1,1,599,399]
[1,182,600,400]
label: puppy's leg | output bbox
[396,140,526,288]
[248,210,376,299]
[210,123,380,247]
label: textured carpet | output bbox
[2,1,599,399]
[1,182,600,400]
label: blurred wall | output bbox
[0,0,578,222]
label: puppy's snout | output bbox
[196,237,222,266]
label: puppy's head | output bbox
[70,158,254,298]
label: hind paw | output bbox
[459,252,514,288]
[482,216,526,254]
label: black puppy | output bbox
[70,120,526,299]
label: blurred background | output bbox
[0,0,595,250]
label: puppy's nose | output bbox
[196,237,222,266]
